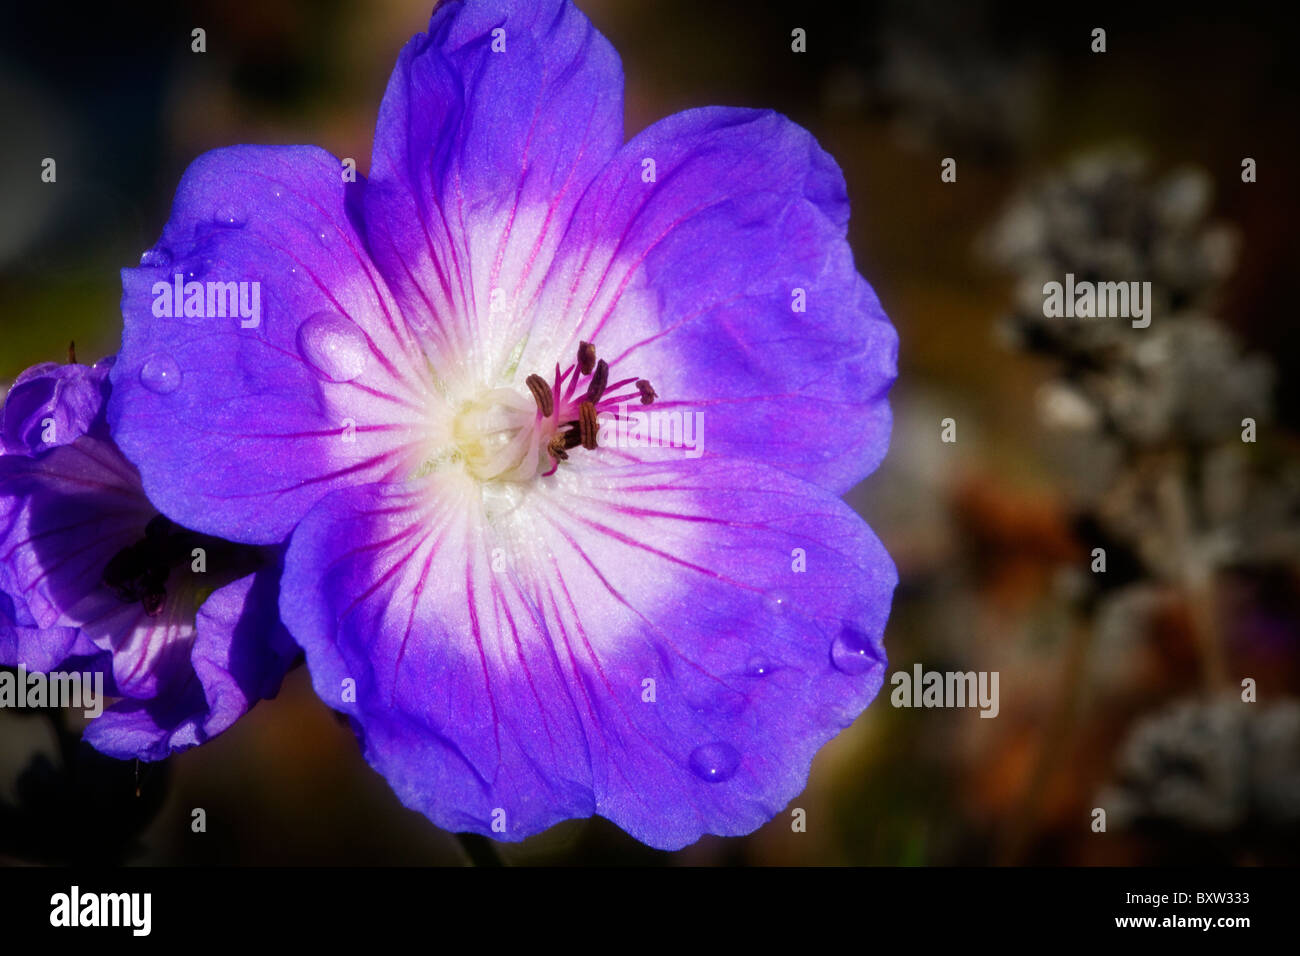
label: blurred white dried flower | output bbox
[986,151,1239,334]
[1102,697,1300,834]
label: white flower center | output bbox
[416,340,656,488]
[450,387,554,483]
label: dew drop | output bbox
[831,626,880,675]
[139,246,172,268]
[139,354,181,394]
[297,311,370,383]
[764,590,791,614]
[689,742,740,783]
[214,207,246,227]
[746,656,773,677]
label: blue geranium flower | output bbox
[107,0,898,848]
[0,360,296,760]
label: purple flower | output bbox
[110,0,898,847]
[0,362,296,760]
[1,356,113,457]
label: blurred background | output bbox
[1,0,1297,865]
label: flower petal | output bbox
[0,624,98,674]
[111,146,428,544]
[84,564,297,761]
[2,358,113,456]
[0,436,258,704]
[364,0,624,382]
[281,457,894,848]
[0,590,16,628]
[0,438,155,640]
[523,107,897,494]
[281,477,598,837]
[1,437,185,698]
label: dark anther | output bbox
[67,340,77,364]
[534,342,655,473]
[102,539,170,614]
[101,515,193,616]
[142,591,167,617]
[525,374,554,417]
[102,543,145,598]
[579,401,599,450]
[585,359,609,403]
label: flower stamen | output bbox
[102,515,182,617]
[531,343,657,470]
[585,359,609,403]
[579,401,598,450]
[525,373,554,417]
[445,341,659,482]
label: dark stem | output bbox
[454,832,505,867]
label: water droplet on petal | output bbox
[746,656,773,677]
[831,626,881,675]
[297,312,370,383]
[139,354,181,394]
[139,246,171,268]
[689,742,740,783]
[214,207,246,227]
[764,590,791,614]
